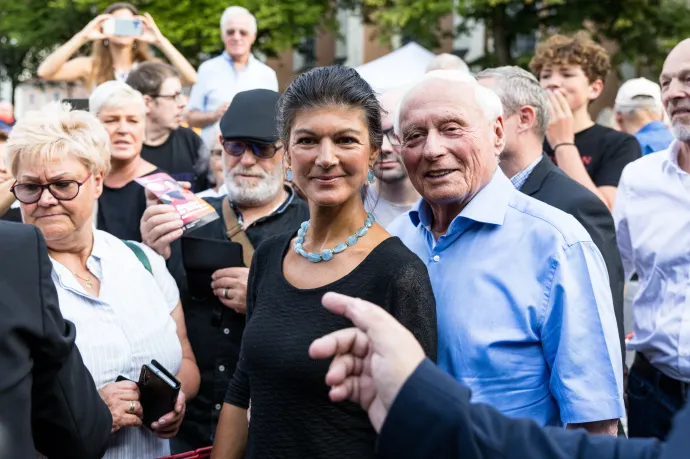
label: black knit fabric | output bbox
[224,231,437,458]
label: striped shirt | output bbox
[49,230,182,459]
[510,155,543,190]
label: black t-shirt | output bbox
[224,232,437,459]
[174,186,310,448]
[97,168,161,242]
[141,127,209,192]
[544,124,641,187]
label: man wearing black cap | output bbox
[140,89,309,452]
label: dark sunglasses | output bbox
[11,174,92,204]
[222,140,282,159]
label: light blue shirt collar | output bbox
[409,167,514,231]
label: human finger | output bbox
[112,380,139,392]
[554,90,572,116]
[328,376,360,403]
[309,327,370,360]
[211,276,243,290]
[116,389,140,402]
[324,354,366,387]
[212,267,248,280]
[546,91,561,119]
[118,413,143,428]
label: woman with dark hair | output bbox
[212,66,438,459]
[37,2,196,90]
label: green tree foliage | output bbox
[457,0,690,74]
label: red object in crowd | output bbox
[157,446,212,459]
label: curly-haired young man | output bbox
[530,32,641,210]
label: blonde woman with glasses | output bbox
[5,102,199,459]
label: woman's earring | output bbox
[367,169,375,184]
[286,168,293,181]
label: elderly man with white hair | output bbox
[614,77,674,155]
[186,6,278,148]
[387,70,625,434]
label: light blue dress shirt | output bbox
[634,120,675,156]
[188,52,279,147]
[614,141,690,381]
[388,168,624,426]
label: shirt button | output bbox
[219,365,226,372]
[432,255,440,262]
[215,404,222,411]
[223,328,230,335]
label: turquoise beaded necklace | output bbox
[294,213,376,263]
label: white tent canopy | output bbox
[354,42,435,93]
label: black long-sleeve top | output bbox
[224,231,437,458]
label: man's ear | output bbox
[588,79,605,101]
[517,105,538,133]
[493,115,506,156]
[143,94,154,115]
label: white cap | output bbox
[615,78,663,110]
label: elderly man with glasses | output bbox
[140,88,309,453]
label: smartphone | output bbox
[61,98,89,112]
[138,360,181,427]
[102,18,143,37]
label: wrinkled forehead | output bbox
[399,80,481,130]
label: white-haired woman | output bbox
[5,102,199,459]
[90,80,159,241]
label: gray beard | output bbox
[224,166,284,207]
[672,122,690,142]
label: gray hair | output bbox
[89,81,146,117]
[475,66,549,138]
[426,53,471,74]
[394,70,503,138]
[615,95,663,116]
[220,6,257,35]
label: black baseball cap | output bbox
[219,89,280,145]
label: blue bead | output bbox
[307,252,322,263]
[286,169,293,181]
[365,218,373,228]
[356,226,368,237]
[297,228,306,238]
[300,221,310,230]
[367,169,375,183]
[346,235,358,247]
[367,213,375,222]
[293,243,302,254]
[296,236,304,244]
[334,243,347,253]
[298,248,308,258]
[321,249,333,261]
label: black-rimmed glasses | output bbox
[153,92,183,102]
[222,140,282,159]
[383,128,402,147]
[11,174,92,204]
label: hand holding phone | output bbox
[138,360,181,429]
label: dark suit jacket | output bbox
[520,155,626,360]
[0,222,112,459]
[379,359,664,459]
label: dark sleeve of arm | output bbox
[29,226,112,459]
[378,359,660,459]
[384,259,438,363]
[593,135,642,187]
[223,249,260,409]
